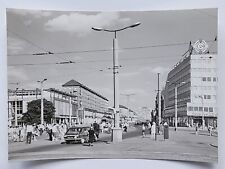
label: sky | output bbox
[7,8,217,113]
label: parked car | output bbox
[64,125,91,144]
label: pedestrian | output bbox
[47,124,53,141]
[32,124,38,141]
[142,124,146,137]
[14,126,19,142]
[93,121,100,139]
[148,122,152,135]
[151,122,156,140]
[195,123,199,135]
[39,123,44,136]
[26,123,33,144]
[18,126,23,142]
[88,127,95,146]
[208,125,213,136]
[59,124,66,143]
[123,125,128,132]
[8,126,13,143]
[52,124,58,141]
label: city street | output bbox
[9,126,218,163]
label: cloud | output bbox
[7,36,26,54]
[44,12,130,36]
[8,67,28,81]
[120,71,139,77]
[9,9,52,18]
[151,66,170,75]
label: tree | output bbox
[22,99,55,124]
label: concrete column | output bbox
[112,37,122,142]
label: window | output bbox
[194,107,198,111]
[199,107,203,111]
[204,95,211,99]
[202,77,206,81]
[204,107,209,112]
[207,77,211,81]
[188,106,193,111]
[209,107,213,112]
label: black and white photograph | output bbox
[7,8,218,163]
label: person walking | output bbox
[151,122,156,140]
[142,124,146,137]
[195,123,199,135]
[52,124,58,141]
[208,125,213,136]
[93,121,100,139]
[26,123,33,144]
[148,122,152,135]
[88,127,95,146]
[47,124,53,141]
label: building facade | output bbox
[8,88,78,126]
[163,42,217,128]
[119,105,138,124]
[8,79,110,126]
[62,79,109,124]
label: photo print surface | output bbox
[7,8,218,162]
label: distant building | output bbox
[8,88,78,126]
[163,40,217,128]
[62,79,109,124]
[8,79,110,126]
[119,105,137,124]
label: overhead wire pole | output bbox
[92,22,141,143]
[37,79,47,125]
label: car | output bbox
[64,125,91,144]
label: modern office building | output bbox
[62,79,109,124]
[163,40,217,128]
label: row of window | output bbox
[202,77,217,82]
[191,86,217,90]
[192,68,216,73]
[188,106,214,112]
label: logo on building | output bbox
[193,39,209,54]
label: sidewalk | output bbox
[9,127,218,163]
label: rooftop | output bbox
[62,79,108,101]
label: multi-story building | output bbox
[163,40,217,128]
[119,105,138,124]
[8,88,78,126]
[62,79,109,124]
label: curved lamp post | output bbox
[92,22,141,142]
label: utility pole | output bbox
[157,73,161,125]
[92,22,140,143]
[37,78,47,125]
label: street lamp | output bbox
[92,22,141,142]
[37,78,47,125]
[167,81,186,131]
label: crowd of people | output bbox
[141,121,168,139]
[8,123,69,144]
